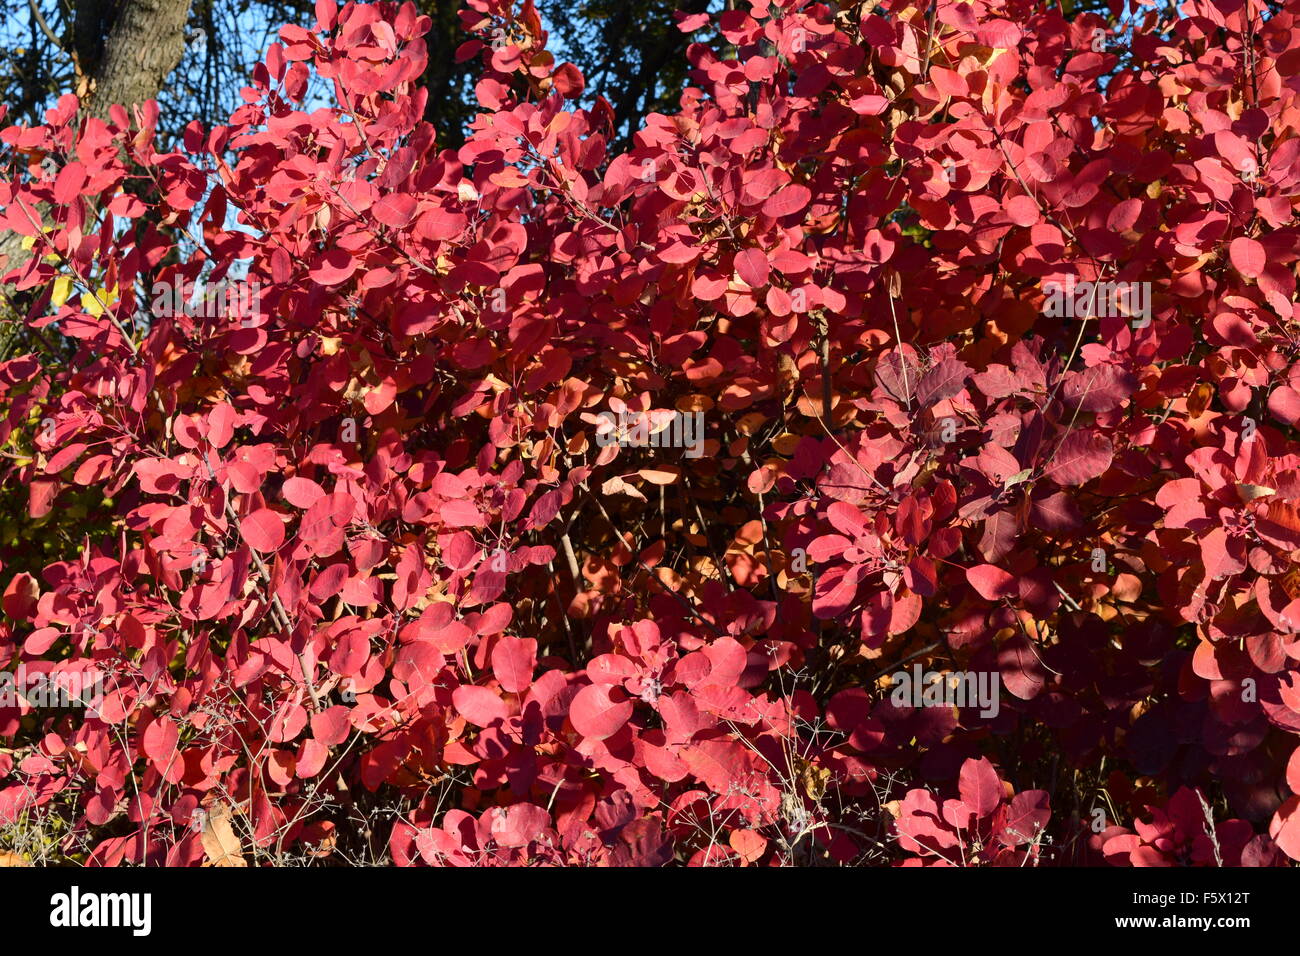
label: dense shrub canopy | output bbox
[3,0,1300,866]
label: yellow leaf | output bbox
[798,758,830,801]
[51,276,72,307]
[1237,483,1276,502]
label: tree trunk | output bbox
[80,0,192,120]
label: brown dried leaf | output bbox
[600,475,647,501]
[200,802,248,867]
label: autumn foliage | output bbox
[2,0,1300,866]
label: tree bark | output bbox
[80,0,192,120]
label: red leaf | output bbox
[1272,797,1300,862]
[1005,194,1039,226]
[997,790,1050,847]
[440,500,483,528]
[372,194,416,227]
[142,717,179,765]
[762,183,811,217]
[283,476,326,508]
[958,757,1003,820]
[28,479,56,518]
[915,357,971,407]
[330,628,370,677]
[570,683,633,740]
[452,685,508,727]
[1287,747,1300,795]
[967,564,1016,600]
[311,706,350,746]
[207,402,236,449]
[551,63,584,98]
[1229,236,1265,279]
[1268,386,1300,425]
[734,248,770,288]
[1044,430,1113,486]
[45,442,86,474]
[309,562,349,600]
[895,789,960,853]
[490,636,537,694]
[929,66,966,98]
[415,206,467,241]
[309,249,357,286]
[998,633,1047,700]
[268,701,308,743]
[2,573,38,620]
[53,161,87,203]
[813,563,866,618]
[740,168,789,203]
[240,508,286,553]
[729,828,767,864]
[487,803,550,847]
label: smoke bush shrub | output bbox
[2,0,1299,866]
